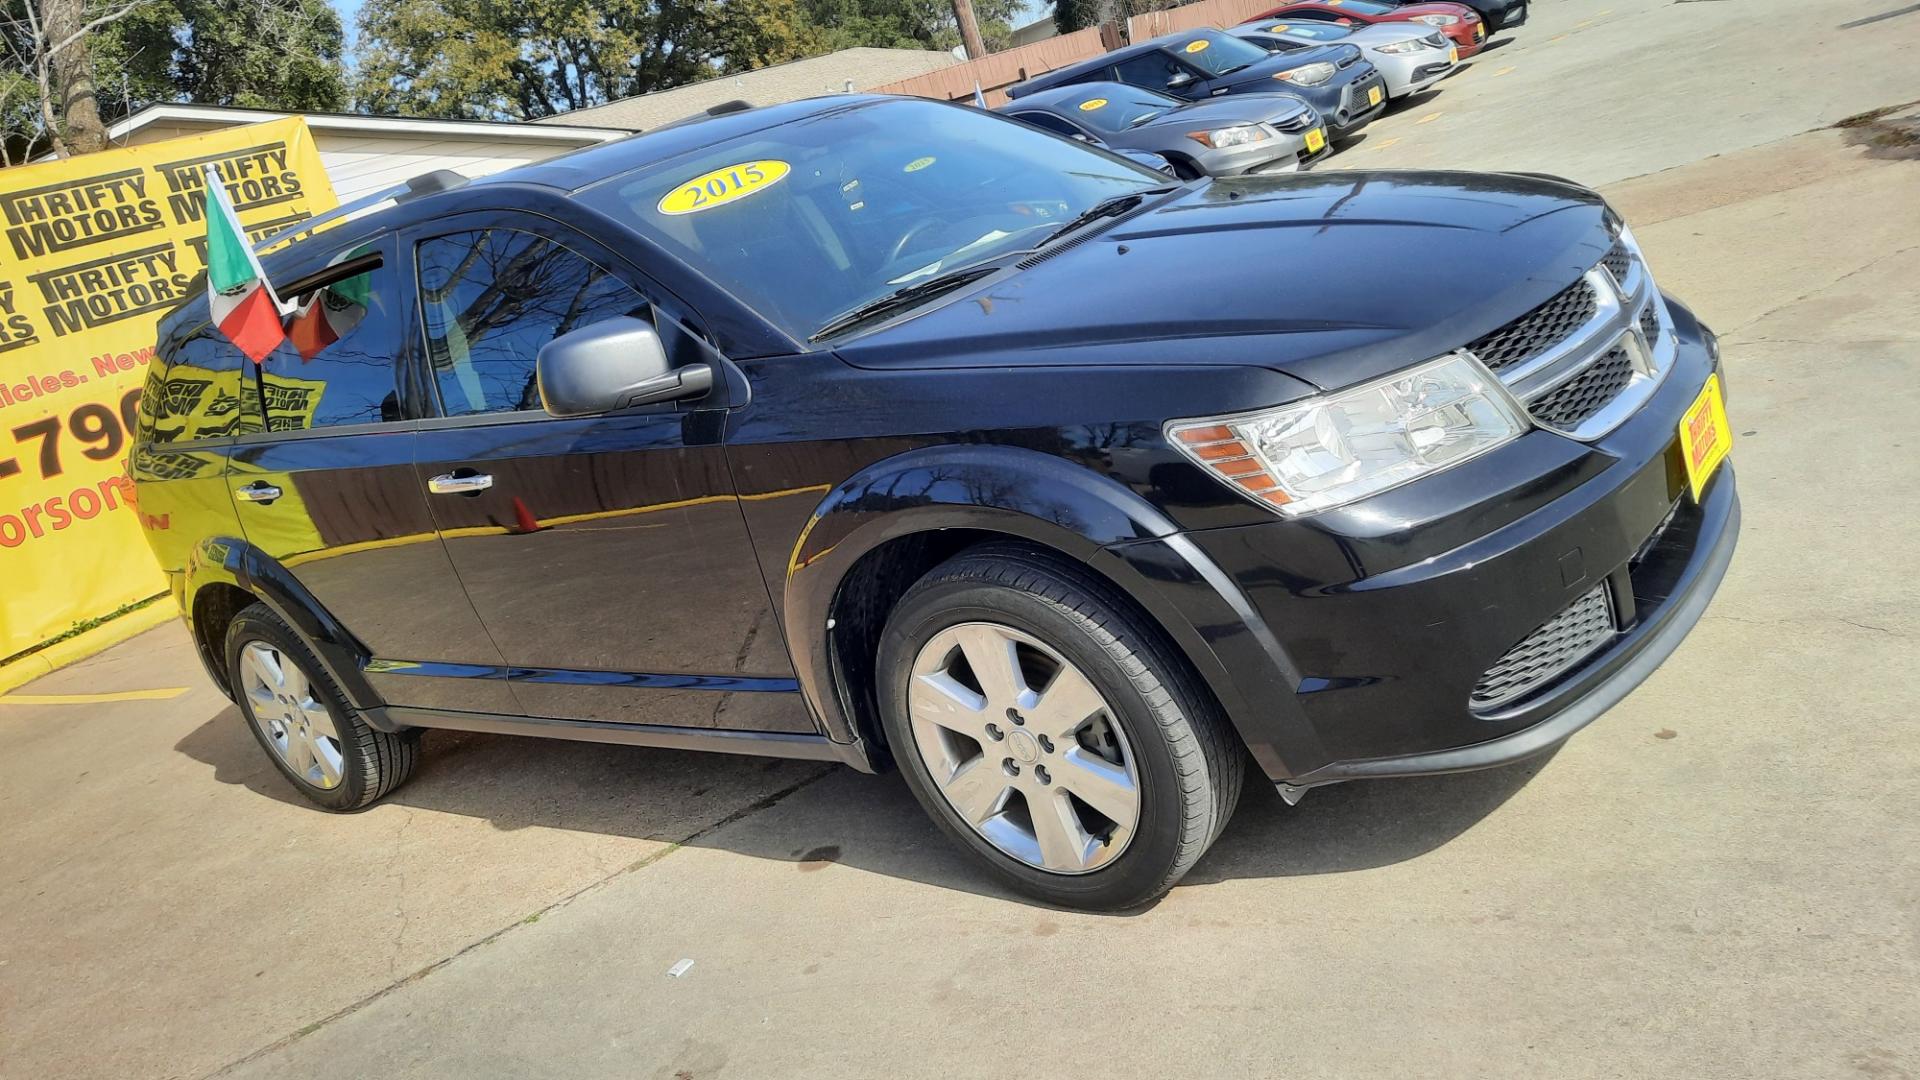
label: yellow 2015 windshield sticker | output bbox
[904,156,937,172]
[1268,22,1291,30]
[657,160,791,215]
[1184,38,1211,52]
[1078,97,1109,111]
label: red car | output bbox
[1247,0,1488,58]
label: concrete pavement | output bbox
[4,1,1918,1076]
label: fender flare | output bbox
[781,444,1291,760]
[183,536,382,711]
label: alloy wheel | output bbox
[238,641,346,790]
[906,622,1141,874]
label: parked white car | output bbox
[1232,20,1457,99]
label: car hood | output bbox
[1219,44,1360,87]
[1344,23,1439,45]
[1378,1,1475,14]
[832,171,1616,392]
[1134,94,1313,132]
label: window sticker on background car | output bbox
[657,160,791,215]
[904,156,937,172]
[1078,97,1109,111]
[1268,22,1290,30]
[1184,39,1210,52]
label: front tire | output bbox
[225,602,419,811]
[877,546,1242,910]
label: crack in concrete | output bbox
[201,765,837,1079]
[1724,240,1920,336]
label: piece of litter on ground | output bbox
[667,958,695,978]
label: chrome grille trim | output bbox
[1464,229,1674,442]
[1471,584,1617,710]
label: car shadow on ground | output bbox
[177,704,1552,910]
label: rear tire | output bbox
[225,602,419,811]
[877,545,1242,910]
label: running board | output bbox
[365,705,846,763]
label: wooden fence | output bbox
[868,27,1112,107]
[1126,0,1284,40]
[868,0,1291,106]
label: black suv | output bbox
[134,96,1738,910]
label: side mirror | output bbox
[536,317,713,417]
[1166,71,1198,90]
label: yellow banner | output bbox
[0,118,338,658]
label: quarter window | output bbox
[415,229,652,417]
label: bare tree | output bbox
[2,0,145,159]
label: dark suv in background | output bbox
[134,96,1738,910]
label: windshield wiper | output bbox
[810,264,1002,341]
[1034,185,1179,249]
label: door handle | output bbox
[234,482,281,504]
[428,471,493,496]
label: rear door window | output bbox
[256,251,406,433]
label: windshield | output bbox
[1316,0,1395,12]
[1068,88,1185,133]
[1254,21,1349,39]
[1166,30,1275,76]
[581,100,1163,341]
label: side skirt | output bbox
[364,705,852,764]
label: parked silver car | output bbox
[997,82,1329,179]
[1232,20,1457,99]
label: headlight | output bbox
[1413,13,1460,24]
[1274,61,1337,86]
[1187,125,1269,148]
[1167,353,1528,515]
[1373,38,1425,53]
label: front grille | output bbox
[1638,301,1659,341]
[1600,240,1631,281]
[1471,585,1617,709]
[1529,344,1634,430]
[1465,277,1598,372]
[1275,111,1315,133]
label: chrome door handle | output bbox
[427,471,493,495]
[234,482,281,503]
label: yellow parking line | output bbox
[1574,19,1593,27]
[1550,33,1568,42]
[1416,111,1443,123]
[1599,8,1612,13]
[1493,66,1515,76]
[1368,137,1401,151]
[1,687,189,706]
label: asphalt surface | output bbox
[3,0,1917,1076]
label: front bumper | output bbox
[1373,52,1453,97]
[1107,300,1738,786]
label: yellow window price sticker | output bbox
[657,160,791,215]
[1184,39,1211,53]
[1078,97,1109,111]
[904,156,937,172]
[1269,22,1291,30]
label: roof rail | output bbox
[656,98,756,132]
[252,169,469,254]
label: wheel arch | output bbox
[180,536,382,711]
[784,445,1261,771]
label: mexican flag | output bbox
[203,165,288,363]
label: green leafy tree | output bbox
[355,0,825,121]
[91,0,348,116]
[799,0,1019,52]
